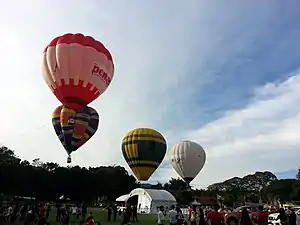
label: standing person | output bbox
[72,205,78,220]
[206,204,225,225]
[113,205,117,222]
[132,205,138,223]
[190,206,197,225]
[0,207,6,225]
[169,205,177,225]
[107,205,112,222]
[82,203,87,220]
[62,207,70,225]
[176,207,184,225]
[46,204,51,219]
[86,216,95,225]
[77,205,81,219]
[240,209,252,225]
[86,212,94,222]
[286,207,292,217]
[289,209,296,225]
[198,207,206,225]
[188,206,193,220]
[158,206,165,225]
[279,208,290,225]
[10,203,20,225]
[86,212,95,225]
[121,204,132,225]
[56,204,62,222]
[257,205,268,225]
[28,206,35,225]
[39,204,46,219]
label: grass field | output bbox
[48,208,156,225]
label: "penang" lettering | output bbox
[91,64,111,86]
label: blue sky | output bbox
[0,1,300,188]
[276,170,297,180]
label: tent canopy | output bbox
[116,194,129,202]
[126,188,176,214]
[191,199,201,205]
[128,188,176,202]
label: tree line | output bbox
[1,145,300,206]
[0,146,137,202]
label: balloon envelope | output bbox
[52,105,99,155]
[121,128,167,181]
[169,140,206,184]
[42,33,114,110]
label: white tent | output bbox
[126,188,176,214]
[116,194,129,202]
[191,199,201,205]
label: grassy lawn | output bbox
[48,208,157,225]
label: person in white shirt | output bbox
[169,205,178,225]
[158,206,165,225]
[190,206,197,225]
[72,205,78,219]
[6,206,13,216]
[286,207,292,216]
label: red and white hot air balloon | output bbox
[42,33,114,110]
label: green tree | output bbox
[0,145,137,202]
[262,179,300,202]
[164,178,191,204]
[296,167,300,180]
[207,171,277,206]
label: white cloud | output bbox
[0,2,204,166]
[0,1,299,189]
[153,74,300,188]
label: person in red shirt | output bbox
[207,204,225,225]
[188,206,193,219]
[86,217,95,225]
[257,205,268,225]
[86,212,95,225]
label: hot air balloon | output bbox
[42,33,114,110]
[121,128,167,181]
[169,140,206,184]
[52,105,99,163]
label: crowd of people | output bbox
[1,200,299,225]
[276,207,297,225]
[156,204,224,225]
[154,204,298,225]
[0,202,97,225]
[117,203,139,225]
[0,202,52,225]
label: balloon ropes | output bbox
[42,33,114,163]
[121,128,167,181]
[169,140,206,187]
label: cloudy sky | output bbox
[0,0,300,188]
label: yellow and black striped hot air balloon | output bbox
[121,128,167,181]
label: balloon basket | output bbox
[67,156,71,163]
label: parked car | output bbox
[225,205,260,225]
[293,208,300,225]
[268,212,280,225]
[268,207,300,225]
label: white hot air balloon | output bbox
[169,140,206,184]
